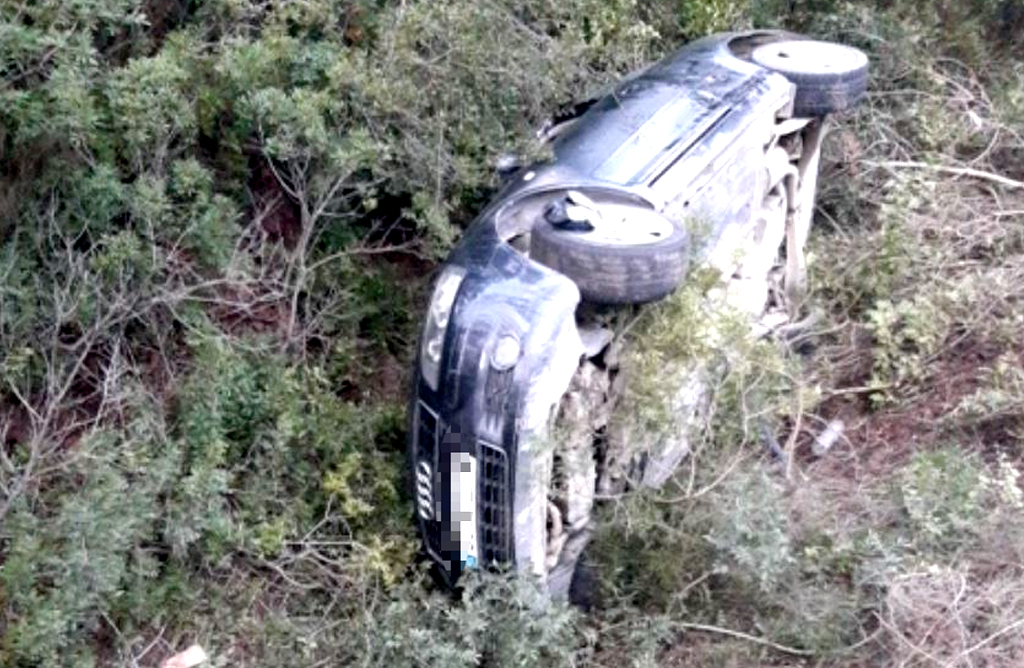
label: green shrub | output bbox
[706,470,795,594]
[0,408,177,667]
[3,0,1024,665]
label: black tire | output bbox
[567,551,601,611]
[751,40,869,117]
[529,209,689,305]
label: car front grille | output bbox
[478,440,511,565]
[417,402,441,555]
[417,402,512,569]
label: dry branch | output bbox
[867,160,1024,190]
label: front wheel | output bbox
[529,198,689,305]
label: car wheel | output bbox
[751,39,869,117]
[529,197,689,305]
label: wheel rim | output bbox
[547,204,676,246]
[753,40,868,75]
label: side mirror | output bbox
[495,153,521,185]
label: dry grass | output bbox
[877,567,1024,668]
[586,10,1024,667]
[774,18,1024,667]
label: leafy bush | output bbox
[1,414,175,666]
[0,341,411,666]
[0,0,674,664]
[369,573,583,668]
[897,450,988,549]
[706,470,795,593]
[3,0,1024,665]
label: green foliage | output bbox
[0,341,412,667]
[369,573,584,667]
[170,338,410,557]
[677,0,748,37]
[706,471,795,593]
[3,0,1024,665]
[895,448,1024,556]
[1,406,177,667]
[612,266,800,465]
[866,293,949,395]
[109,38,198,171]
[589,491,718,610]
[589,459,868,655]
[897,450,986,548]
[947,352,1024,435]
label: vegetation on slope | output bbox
[1,0,1023,666]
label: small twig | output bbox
[257,556,324,591]
[875,612,944,666]
[0,46,58,91]
[825,384,893,397]
[944,615,1024,667]
[678,622,814,656]
[674,569,718,602]
[866,160,1024,190]
[783,386,803,481]
[656,448,747,504]
[305,241,420,275]
[133,626,167,666]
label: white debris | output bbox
[577,325,614,358]
[812,419,845,456]
[160,645,207,668]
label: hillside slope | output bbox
[2,1,1023,666]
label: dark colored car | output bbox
[410,30,868,597]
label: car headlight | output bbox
[420,267,465,391]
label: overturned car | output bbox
[409,31,868,597]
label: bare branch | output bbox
[867,160,1024,190]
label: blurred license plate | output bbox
[451,451,479,568]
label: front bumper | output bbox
[411,227,583,584]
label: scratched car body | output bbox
[409,30,868,597]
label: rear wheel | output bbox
[751,39,869,117]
